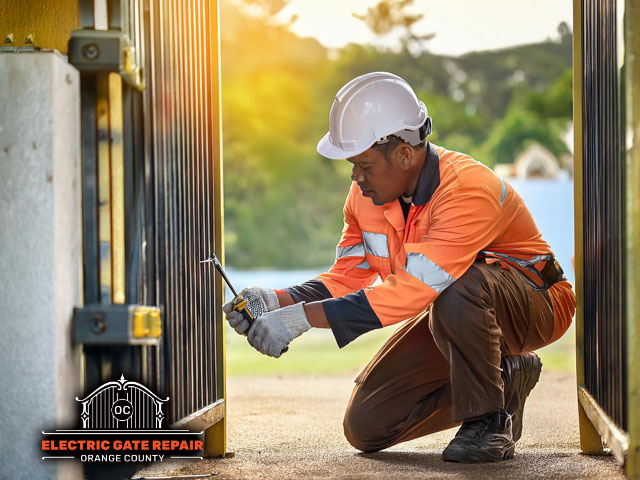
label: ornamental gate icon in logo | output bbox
[76,375,169,429]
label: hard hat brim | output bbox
[317,132,366,160]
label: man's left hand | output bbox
[247,303,311,358]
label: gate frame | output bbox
[574,0,640,476]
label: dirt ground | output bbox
[135,370,625,479]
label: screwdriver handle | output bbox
[232,295,254,330]
[232,295,288,354]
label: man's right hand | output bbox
[222,286,280,335]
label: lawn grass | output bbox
[226,322,577,376]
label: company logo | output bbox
[76,375,168,429]
[42,375,204,463]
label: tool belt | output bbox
[477,250,567,291]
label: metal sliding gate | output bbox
[69,0,226,457]
[574,0,640,476]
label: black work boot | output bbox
[442,409,515,463]
[501,353,543,442]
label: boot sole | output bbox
[442,443,515,463]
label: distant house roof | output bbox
[513,143,559,179]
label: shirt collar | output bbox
[412,142,440,206]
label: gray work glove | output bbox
[223,286,280,335]
[247,302,311,358]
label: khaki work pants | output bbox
[343,261,571,453]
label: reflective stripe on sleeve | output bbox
[336,243,365,261]
[362,231,389,258]
[499,178,507,206]
[356,260,371,270]
[405,252,456,293]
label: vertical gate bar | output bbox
[132,0,138,81]
[196,0,206,408]
[170,0,180,420]
[191,0,198,413]
[198,0,210,409]
[167,0,179,422]
[154,0,166,413]
[172,0,181,420]
[208,0,217,403]
[146,0,161,393]
[194,0,205,411]
[181,0,190,420]
[191,0,201,413]
[129,0,135,70]
[204,0,215,407]
[207,0,215,408]
[207,0,217,404]
[159,0,175,421]
[200,0,208,410]
[191,0,199,413]
[185,1,200,412]
[176,0,187,420]
[625,0,640,475]
[79,0,95,28]
[199,0,208,409]
[180,0,189,420]
[206,0,216,404]
[188,0,196,415]
[181,0,193,418]
[163,0,174,418]
[615,0,625,431]
[137,0,144,82]
[107,0,122,30]
[211,0,225,408]
[80,74,101,305]
[176,0,185,422]
[189,0,198,414]
[181,0,189,418]
[201,0,210,410]
[194,0,200,413]
[613,0,623,428]
[122,82,137,304]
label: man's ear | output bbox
[395,144,413,170]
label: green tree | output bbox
[352,0,434,53]
[481,106,569,166]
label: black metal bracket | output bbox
[69,29,125,72]
[68,29,143,89]
[73,304,162,345]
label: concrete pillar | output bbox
[0,52,83,479]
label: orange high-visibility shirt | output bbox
[314,143,575,347]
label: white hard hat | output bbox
[317,72,431,160]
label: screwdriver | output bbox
[200,253,255,332]
[201,253,288,354]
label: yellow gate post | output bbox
[625,1,640,477]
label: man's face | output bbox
[347,148,410,206]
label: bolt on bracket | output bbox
[68,29,143,90]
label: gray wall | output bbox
[0,52,83,480]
